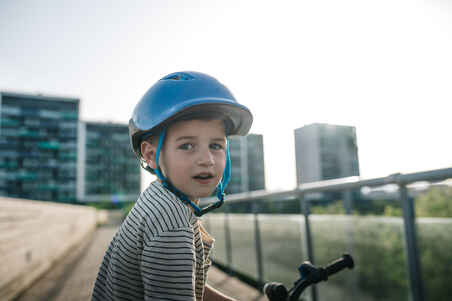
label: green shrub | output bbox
[415,186,452,217]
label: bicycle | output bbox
[263,254,355,301]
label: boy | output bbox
[92,71,253,301]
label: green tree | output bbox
[384,205,402,217]
[311,199,346,214]
[415,186,452,217]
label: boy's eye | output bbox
[179,143,194,150]
[210,143,224,150]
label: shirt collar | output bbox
[150,180,199,225]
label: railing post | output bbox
[252,201,265,286]
[343,189,353,215]
[299,194,318,301]
[400,184,425,301]
[342,189,357,300]
[224,205,233,273]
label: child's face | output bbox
[144,119,227,201]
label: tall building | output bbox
[0,92,79,202]
[226,134,265,194]
[77,122,141,202]
[0,92,141,203]
[294,123,360,185]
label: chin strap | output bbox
[150,128,231,217]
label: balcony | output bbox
[38,141,60,150]
[39,110,60,119]
[1,117,20,127]
[39,183,58,191]
[1,105,21,116]
[60,112,78,120]
[18,129,40,138]
[14,171,37,181]
[59,153,77,160]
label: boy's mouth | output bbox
[193,173,214,180]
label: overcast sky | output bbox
[1,0,451,190]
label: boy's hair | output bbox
[139,110,233,175]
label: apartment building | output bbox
[226,134,266,194]
[0,92,79,202]
[77,121,140,202]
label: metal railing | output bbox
[201,167,452,301]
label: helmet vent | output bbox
[161,72,194,81]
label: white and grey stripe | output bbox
[92,181,214,301]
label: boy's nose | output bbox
[197,149,214,166]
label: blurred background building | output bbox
[226,134,266,194]
[294,123,360,200]
[0,92,141,204]
[77,121,141,203]
[0,92,79,202]
[294,123,360,183]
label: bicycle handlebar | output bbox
[324,254,354,277]
[264,254,354,301]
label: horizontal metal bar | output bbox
[396,168,452,185]
[200,167,452,205]
[218,188,298,204]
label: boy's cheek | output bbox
[215,157,226,167]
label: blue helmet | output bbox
[129,71,253,216]
[129,71,253,156]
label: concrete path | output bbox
[15,225,267,301]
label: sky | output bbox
[1,0,451,191]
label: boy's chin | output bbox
[189,190,217,201]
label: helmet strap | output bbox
[151,128,230,216]
[216,138,231,200]
[153,127,167,181]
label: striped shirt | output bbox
[92,180,214,301]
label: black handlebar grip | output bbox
[263,282,288,301]
[325,254,354,277]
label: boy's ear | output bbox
[141,141,157,170]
